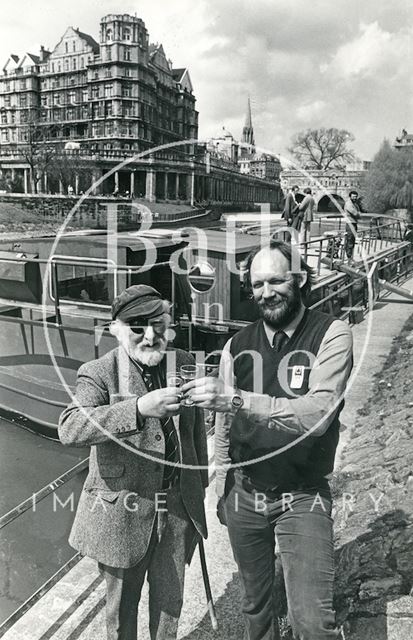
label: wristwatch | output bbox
[231,392,244,413]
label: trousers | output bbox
[224,470,341,640]
[99,485,197,640]
[344,223,358,259]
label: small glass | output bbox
[180,364,199,406]
[166,373,184,388]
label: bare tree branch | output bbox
[288,127,356,170]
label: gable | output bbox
[49,26,98,58]
[179,68,193,93]
[150,44,171,71]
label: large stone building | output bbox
[0,15,280,207]
[394,129,413,149]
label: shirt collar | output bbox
[263,305,306,345]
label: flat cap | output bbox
[111,285,164,321]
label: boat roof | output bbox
[2,230,186,252]
[188,229,262,254]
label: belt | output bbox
[237,470,330,499]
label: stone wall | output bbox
[0,194,199,230]
[332,314,413,639]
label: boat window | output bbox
[188,261,216,293]
[50,259,114,306]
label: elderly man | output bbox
[59,284,208,640]
[183,240,353,639]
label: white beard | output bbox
[132,343,166,367]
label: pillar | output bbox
[23,168,29,194]
[188,171,195,206]
[175,173,180,200]
[114,171,119,193]
[145,170,156,202]
[75,174,79,195]
[130,171,135,197]
[164,172,168,200]
[59,179,64,195]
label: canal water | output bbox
[0,417,88,625]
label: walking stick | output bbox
[198,539,218,630]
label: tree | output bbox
[364,140,413,217]
[20,121,58,193]
[288,127,356,170]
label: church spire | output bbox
[242,96,255,146]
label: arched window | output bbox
[106,28,112,42]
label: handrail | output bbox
[0,458,89,530]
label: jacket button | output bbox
[155,434,162,441]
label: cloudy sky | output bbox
[1,0,412,161]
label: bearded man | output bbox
[59,285,208,640]
[183,240,353,639]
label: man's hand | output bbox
[181,377,234,412]
[137,387,181,419]
[217,496,227,527]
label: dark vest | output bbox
[229,308,343,489]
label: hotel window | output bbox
[104,84,113,97]
[1,113,6,124]
[1,130,9,142]
[72,59,77,71]
[82,89,88,102]
[20,79,26,90]
[124,48,131,61]
[20,95,27,107]
[58,62,62,72]
[106,29,112,42]
[80,57,84,69]
[64,59,69,71]
[124,28,130,40]
[72,41,76,52]
[65,42,68,53]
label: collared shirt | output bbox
[214,308,353,497]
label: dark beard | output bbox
[257,279,302,329]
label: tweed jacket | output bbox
[58,346,208,569]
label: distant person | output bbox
[68,184,74,196]
[59,285,208,640]
[282,185,299,226]
[292,187,315,245]
[343,190,361,263]
[404,223,413,244]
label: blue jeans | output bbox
[224,470,340,640]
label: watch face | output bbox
[232,394,244,408]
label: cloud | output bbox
[296,100,328,122]
[0,0,411,161]
[323,22,412,79]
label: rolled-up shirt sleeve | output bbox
[241,320,353,437]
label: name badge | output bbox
[291,365,304,389]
